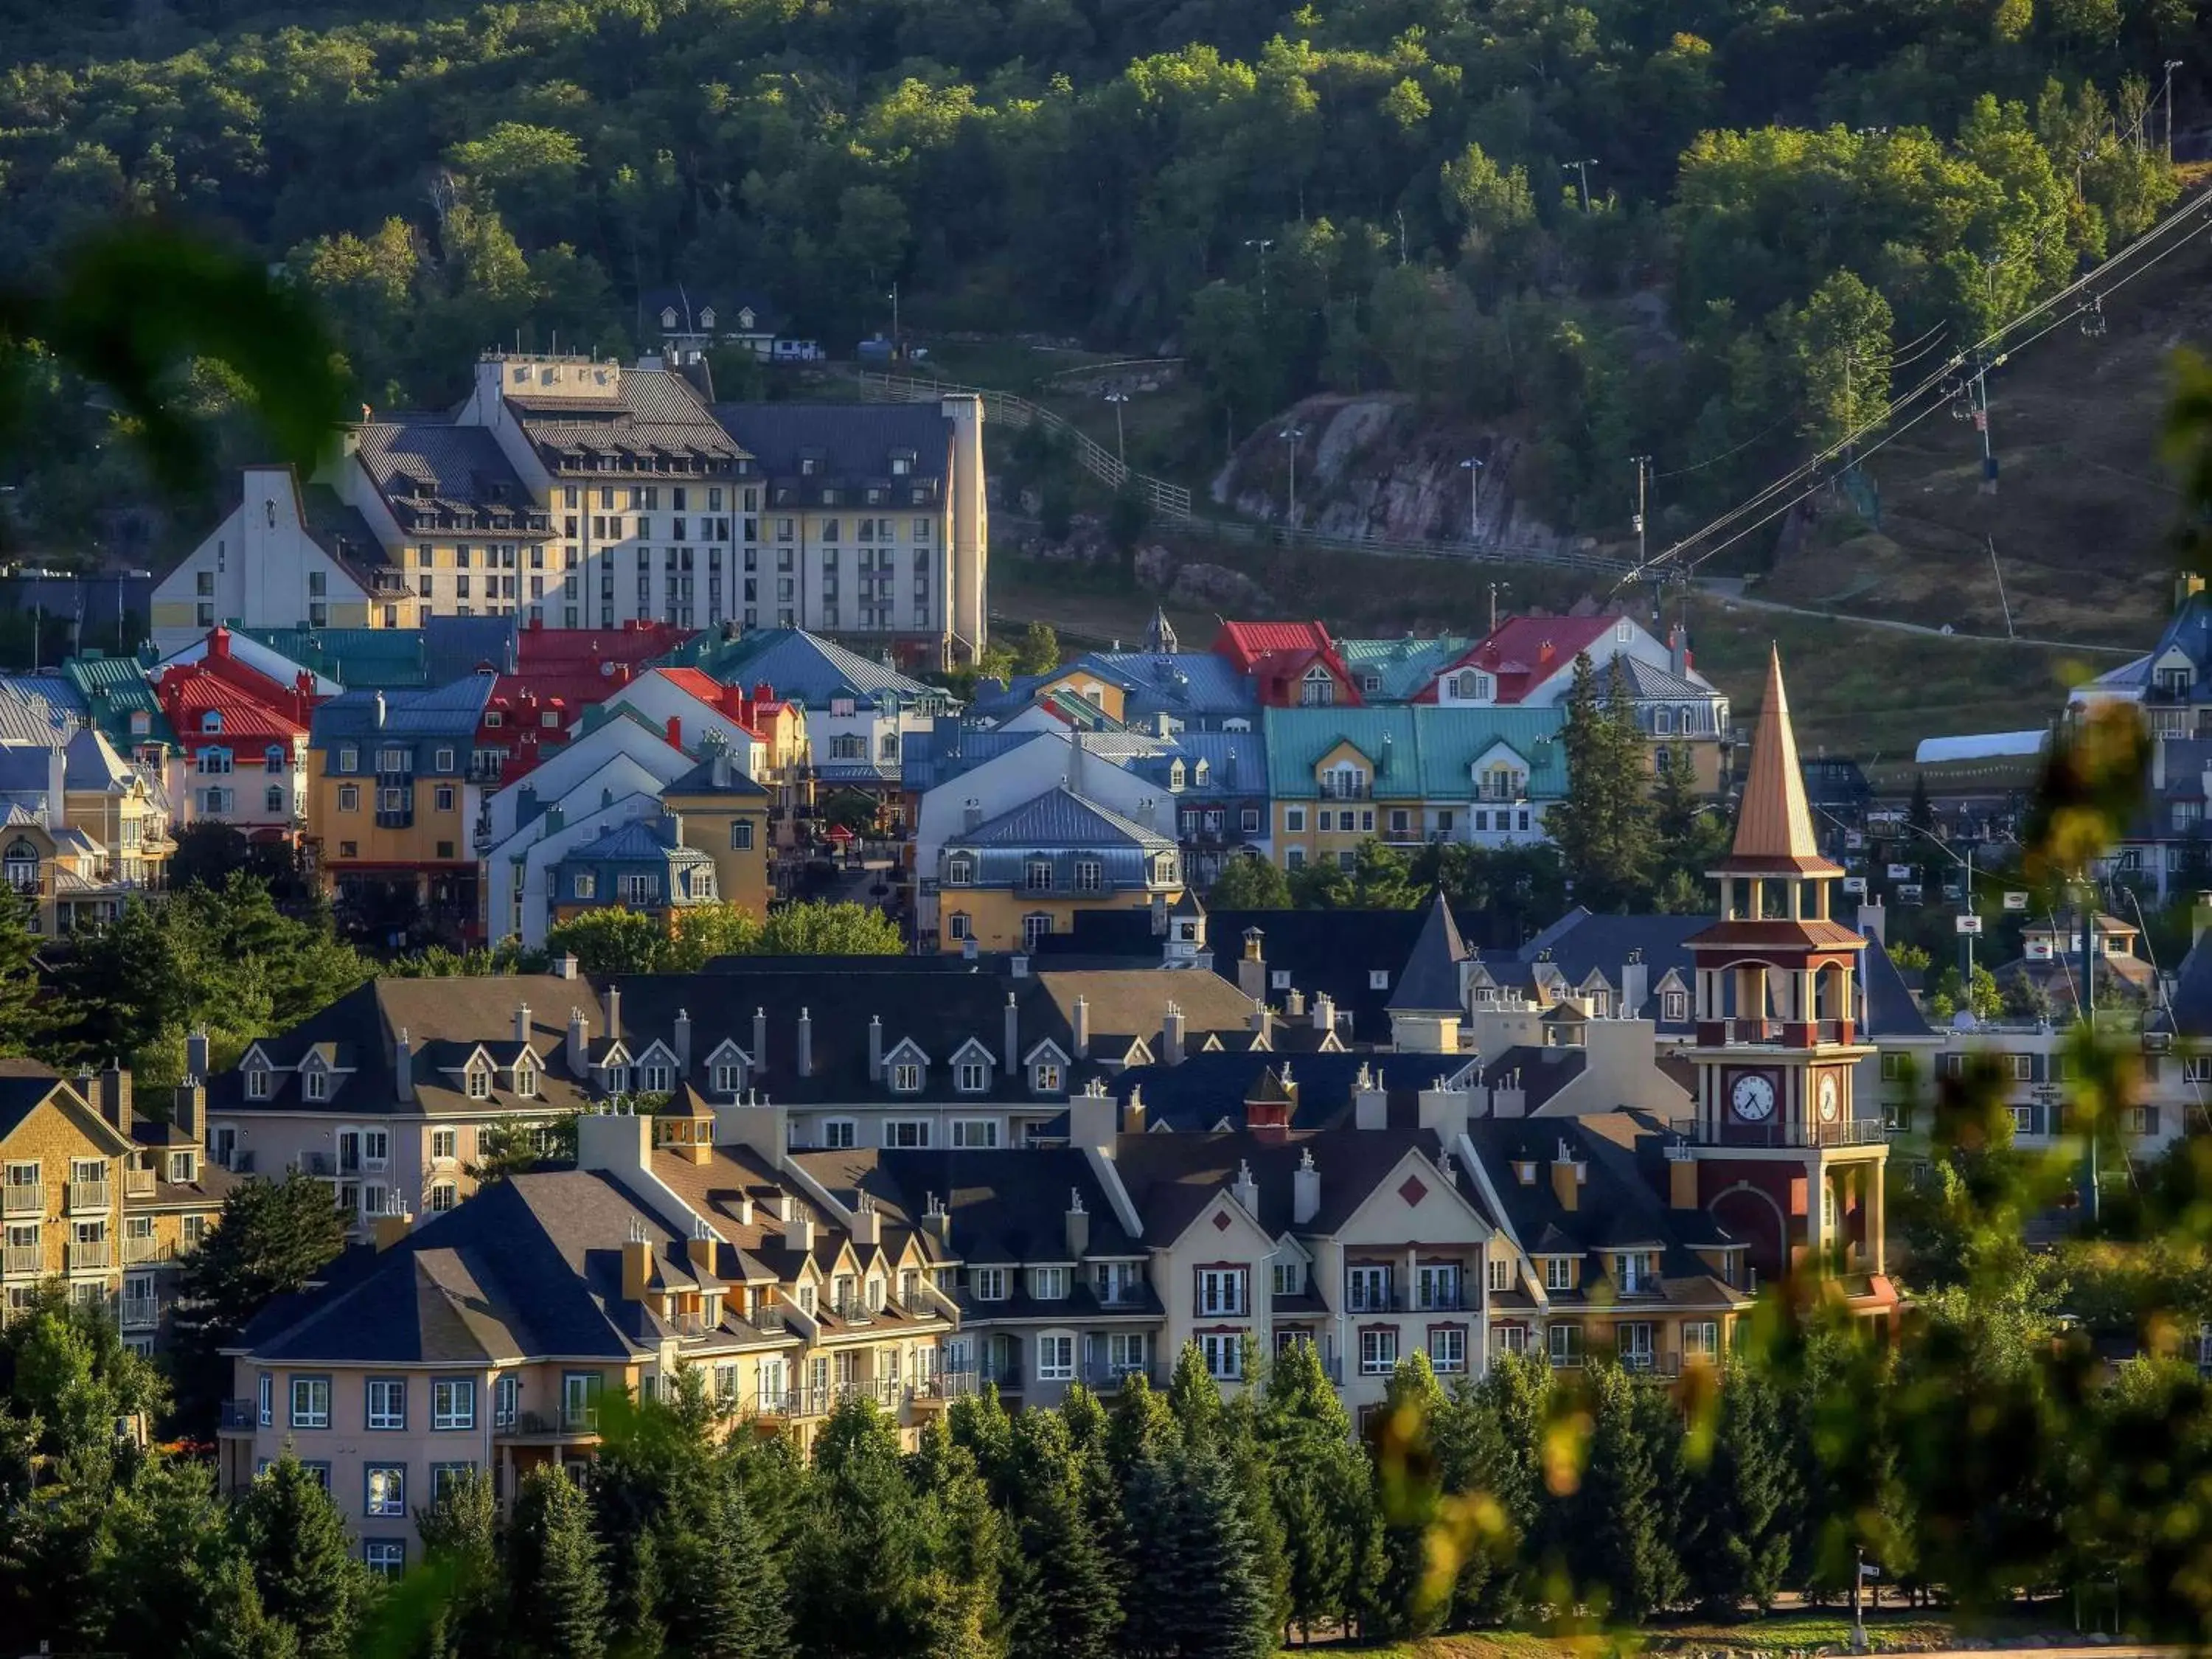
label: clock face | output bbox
[1817,1074,1841,1123]
[1730,1072,1776,1122]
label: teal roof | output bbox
[61,653,175,750]
[1337,636,1475,702]
[1261,706,1568,799]
[246,628,431,689]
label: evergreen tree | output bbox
[1551,653,1657,911]
[506,1464,610,1659]
[1259,1340,1379,1640]
[1371,1352,1450,1638]
[1003,1472,1120,1659]
[0,884,53,1057]
[172,1175,346,1429]
[1106,1370,1180,1478]
[95,1456,296,1659]
[1567,1365,1683,1621]
[664,1479,789,1659]
[1464,1353,1551,1619]
[1166,1340,1223,1452]
[1121,1447,1273,1659]
[1686,1363,1801,1615]
[235,1450,365,1659]
[412,1467,501,1659]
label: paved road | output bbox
[1694,577,2139,657]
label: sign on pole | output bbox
[1886,863,1913,880]
[1957,915,1983,935]
[2003,891,2029,911]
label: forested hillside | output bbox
[0,0,2202,546]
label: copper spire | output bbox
[1727,647,1834,871]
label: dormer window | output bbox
[712,1061,744,1093]
[465,1068,490,1099]
[890,1062,922,1093]
[514,1064,536,1096]
[891,456,911,476]
[661,307,678,327]
[201,711,223,734]
[246,1068,271,1099]
[946,855,973,887]
[971,1267,1008,1301]
[1031,1061,1062,1093]
[956,1060,989,1093]
[1032,1266,1068,1300]
[1151,854,1178,886]
[866,1276,886,1312]
[1024,858,1052,892]
[834,1274,856,1315]
[641,1063,672,1094]
[1169,761,1186,790]
[302,1069,327,1102]
[168,1152,195,1184]
[699,307,715,327]
[1299,666,1335,706]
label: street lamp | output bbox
[1104,391,1130,476]
[1562,159,1598,212]
[1279,425,1306,531]
[886,283,900,349]
[1459,457,1484,544]
[1244,238,1275,312]
[1486,580,1509,635]
[2165,60,2185,161]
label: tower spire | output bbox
[1726,647,1836,873]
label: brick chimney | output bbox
[99,1064,134,1141]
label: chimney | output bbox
[1312,992,1335,1033]
[1237,928,1267,1001]
[1618,953,1647,1020]
[1857,898,1887,946]
[1011,953,1029,978]
[394,1028,414,1104]
[753,1007,768,1074]
[210,626,231,660]
[1072,995,1090,1060]
[1669,624,1688,677]
[684,1219,718,1280]
[556,952,580,980]
[919,1193,950,1249]
[173,1079,204,1144]
[1065,1189,1090,1258]
[622,1226,655,1303]
[1352,1062,1387,1130]
[1231,1158,1259,1217]
[1248,1004,1273,1045]
[99,1063,134,1140]
[797,1009,813,1077]
[186,1029,210,1080]
[674,1008,692,1072]
[868,1015,884,1079]
[1669,1150,1699,1209]
[666,714,682,749]
[513,1001,532,1046]
[849,1194,880,1246]
[1070,1079,1119,1155]
[1003,993,1019,1074]
[1293,1147,1320,1226]
[373,1214,412,1252]
[1416,1079,1470,1140]
[567,1007,588,1077]
[1161,1002,1185,1066]
[1286,987,1306,1019]
[784,1208,815,1253]
[1551,1139,1583,1212]
[1126,1083,1146,1135]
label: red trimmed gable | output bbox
[155,660,313,756]
[1423,614,1623,704]
[1213,619,1364,709]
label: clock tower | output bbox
[1680,649,1891,1299]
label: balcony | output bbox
[120,1292,161,1331]
[1618,1352,1685,1377]
[915,1371,975,1402]
[1,1244,41,1277]
[1668,1116,1890,1150]
[68,1179,111,1212]
[1318,777,1371,801]
[67,1239,114,1273]
[124,1169,155,1199]
[218,1399,260,1435]
[1079,1361,1161,1390]
[837,1378,905,1408]
[498,1409,602,1440]
[2,1182,42,1217]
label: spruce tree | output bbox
[235,1450,364,1659]
[1551,653,1658,909]
[0,884,52,1058]
[413,1466,501,1659]
[1106,1370,1179,1478]
[664,1481,789,1659]
[1260,1340,1378,1640]
[1371,1353,1450,1638]
[1122,1447,1272,1659]
[1568,1365,1683,1621]
[1688,1363,1801,1615]
[506,1464,609,1659]
[1004,1475,1121,1659]
[1166,1340,1223,1452]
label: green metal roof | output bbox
[1260,705,1569,799]
[243,628,431,689]
[1336,636,1475,702]
[61,653,175,750]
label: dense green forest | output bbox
[0,0,2200,546]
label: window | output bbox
[883,1119,930,1147]
[494,1374,520,1429]
[1613,1253,1652,1294]
[1548,1323,1583,1367]
[365,1464,406,1517]
[1416,1264,1462,1310]
[1198,1267,1247,1316]
[465,1068,490,1100]
[731,820,754,851]
[1272,1259,1302,1297]
[1025,858,1052,891]
[956,1061,989,1093]
[338,785,361,813]
[1683,1321,1720,1361]
[431,1128,458,1161]
[890,1063,922,1093]
[433,1379,475,1430]
[572,873,597,900]
[561,1371,603,1430]
[1030,1062,1060,1093]
[945,855,973,886]
[971,1267,1009,1300]
[951,1119,999,1149]
[1285,807,1306,832]
[431,1461,477,1503]
[257,1373,273,1427]
[366,1378,406,1430]
[1428,1326,1467,1373]
[291,1376,331,1430]
[1543,1257,1573,1291]
[246,1067,271,1099]
[1032,1266,1069,1300]
[1023,913,1051,950]
[641,1063,672,1094]
[364,1541,406,1579]
[1074,858,1102,891]
[821,1119,856,1150]
[1037,1334,1076,1381]
[428,1183,456,1213]
[1489,1257,1513,1293]
[1200,1332,1242,1380]
[1663,990,1688,1021]
[1347,1265,1392,1312]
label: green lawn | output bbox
[1294,1608,2073,1659]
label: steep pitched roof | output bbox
[956,787,1176,852]
[1723,648,1839,875]
[655,627,944,711]
[710,404,951,495]
[1441,615,1621,703]
[1387,891,1468,1014]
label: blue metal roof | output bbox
[1068,650,1258,726]
[959,786,1175,850]
[1262,705,1568,799]
[658,627,945,711]
[310,678,495,747]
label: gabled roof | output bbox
[0,678,86,746]
[1261,706,1568,799]
[512,366,742,469]
[352,419,546,533]
[955,787,1177,852]
[1387,891,1468,1014]
[309,675,497,745]
[710,404,951,495]
[1338,635,1477,701]
[1437,614,1622,703]
[655,627,944,712]
[1062,651,1259,724]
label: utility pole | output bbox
[1631,454,1651,569]
[1279,425,1305,531]
[1104,391,1130,477]
[1969,358,1998,495]
[1396,209,1407,265]
[1960,844,1975,989]
[1459,456,1484,543]
[1852,1545,1868,1653]
[2081,880,2099,1225]
[2166,60,2185,163]
[887,283,900,349]
[1487,581,1509,635]
[1563,158,1598,213]
[1986,535,2016,638]
[1245,238,1275,313]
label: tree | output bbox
[665,1478,791,1659]
[545,908,667,975]
[1015,622,1062,676]
[172,1175,346,1428]
[1,1284,167,1464]
[166,821,254,893]
[1121,1447,1273,1659]
[1566,1363,1684,1621]
[236,1450,365,1659]
[662,903,765,970]
[1003,1470,1120,1659]
[94,1456,298,1659]
[0,883,49,1057]
[1686,1364,1800,1614]
[412,1467,501,1659]
[1260,1339,1379,1640]
[1371,1352,1450,1637]
[506,1463,609,1659]
[1550,655,1656,911]
[1207,855,1291,910]
[756,901,904,956]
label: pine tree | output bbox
[505,1464,609,1659]
[1106,1369,1180,1478]
[1166,1340,1223,1452]
[1687,1363,1801,1615]
[1004,1474,1121,1659]
[172,1175,346,1428]
[95,1456,298,1659]
[1260,1340,1378,1640]
[236,1450,364,1659]
[413,1466,501,1659]
[0,883,53,1058]
[1121,1448,1272,1659]
[1551,653,1657,910]
[1371,1353,1450,1638]
[665,1481,789,1659]
[1568,1365,1683,1621]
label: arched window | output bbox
[1,839,37,891]
[1654,707,1674,735]
[265,745,285,772]
[265,785,285,814]
[201,711,223,734]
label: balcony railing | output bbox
[218,1399,259,1433]
[68,1239,114,1273]
[1,1244,41,1277]
[1079,1361,1161,1390]
[1318,777,1371,800]
[915,1371,975,1402]
[120,1293,161,1331]
[122,1234,169,1265]
[498,1408,602,1438]
[124,1169,154,1199]
[837,1378,905,1407]
[2,1183,41,1216]
[68,1180,111,1211]
[1668,1116,1890,1150]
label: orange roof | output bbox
[654,667,729,705]
[1723,648,1839,876]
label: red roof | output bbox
[1211,619,1363,709]
[155,659,311,751]
[513,618,693,672]
[1425,614,1621,703]
[1213,619,1336,672]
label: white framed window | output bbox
[464,1068,490,1099]
[1613,1253,1651,1294]
[364,1540,406,1579]
[821,1119,857,1149]
[431,1128,458,1161]
[1489,1256,1513,1292]
[971,1266,1008,1301]
[302,1070,327,1102]
[1663,990,1688,1020]
[1683,1321,1720,1360]
[883,1119,930,1148]
[1200,1332,1242,1380]
[951,1119,999,1149]
[956,1061,989,1093]
[366,1377,406,1430]
[428,1183,456,1213]
[1347,1265,1391,1312]
[1107,1332,1148,1375]
[1032,1266,1069,1300]
[1416,1264,1462,1310]
[641,1063,672,1094]
[1360,1329,1399,1376]
[1198,1267,1247,1316]
[1037,1334,1075,1381]
[1548,1323,1583,1368]
[1543,1256,1573,1291]
[1429,1326,1467,1373]
[246,1068,270,1099]
[432,1378,475,1430]
[291,1376,331,1429]
[889,1063,922,1093]
[1272,1259,1301,1296]
[712,1062,744,1093]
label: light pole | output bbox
[1279,425,1305,531]
[887,283,900,348]
[1244,238,1275,313]
[1459,457,1484,544]
[1851,1545,1868,1652]
[1563,159,1598,212]
[1104,391,1130,477]
[1486,581,1509,635]
[1631,453,1651,569]
[2165,60,2185,161]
